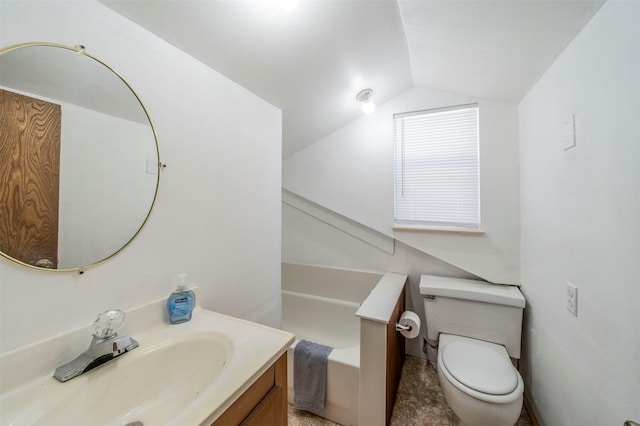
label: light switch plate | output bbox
[146,158,158,175]
[567,282,578,316]
[563,114,576,150]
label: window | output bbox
[393,104,480,230]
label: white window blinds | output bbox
[393,104,480,230]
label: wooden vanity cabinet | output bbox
[211,352,287,426]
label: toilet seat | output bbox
[438,335,523,404]
[442,341,518,395]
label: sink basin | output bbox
[0,302,294,426]
[2,332,232,425]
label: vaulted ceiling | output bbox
[100,0,604,158]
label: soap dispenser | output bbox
[167,273,196,324]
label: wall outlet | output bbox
[567,282,578,316]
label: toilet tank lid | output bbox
[419,275,525,308]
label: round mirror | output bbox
[0,43,160,272]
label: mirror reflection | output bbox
[0,43,160,271]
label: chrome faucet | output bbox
[54,310,138,382]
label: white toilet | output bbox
[420,275,526,426]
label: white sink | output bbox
[0,300,294,426]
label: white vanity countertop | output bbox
[0,295,294,426]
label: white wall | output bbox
[282,201,477,358]
[58,103,157,269]
[519,1,640,424]
[0,0,282,353]
[283,86,520,285]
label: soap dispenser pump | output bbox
[167,273,196,324]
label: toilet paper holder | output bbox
[395,323,412,332]
[396,311,421,339]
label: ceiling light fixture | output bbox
[356,88,375,114]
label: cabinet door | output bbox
[210,353,287,426]
[241,384,284,426]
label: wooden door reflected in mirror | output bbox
[1,89,61,268]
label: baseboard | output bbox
[523,391,541,426]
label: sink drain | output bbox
[125,422,143,426]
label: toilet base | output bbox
[438,364,522,426]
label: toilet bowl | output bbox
[436,334,523,426]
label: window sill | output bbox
[392,225,485,235]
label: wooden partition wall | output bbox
[385,285,406,424]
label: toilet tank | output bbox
[420,275,526,359]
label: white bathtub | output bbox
[281,264,407,426]
[282,289,361,426]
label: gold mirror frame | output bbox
[0,42,161,273]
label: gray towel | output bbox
[293,339,333,416]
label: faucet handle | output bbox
[93,310,125,339]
